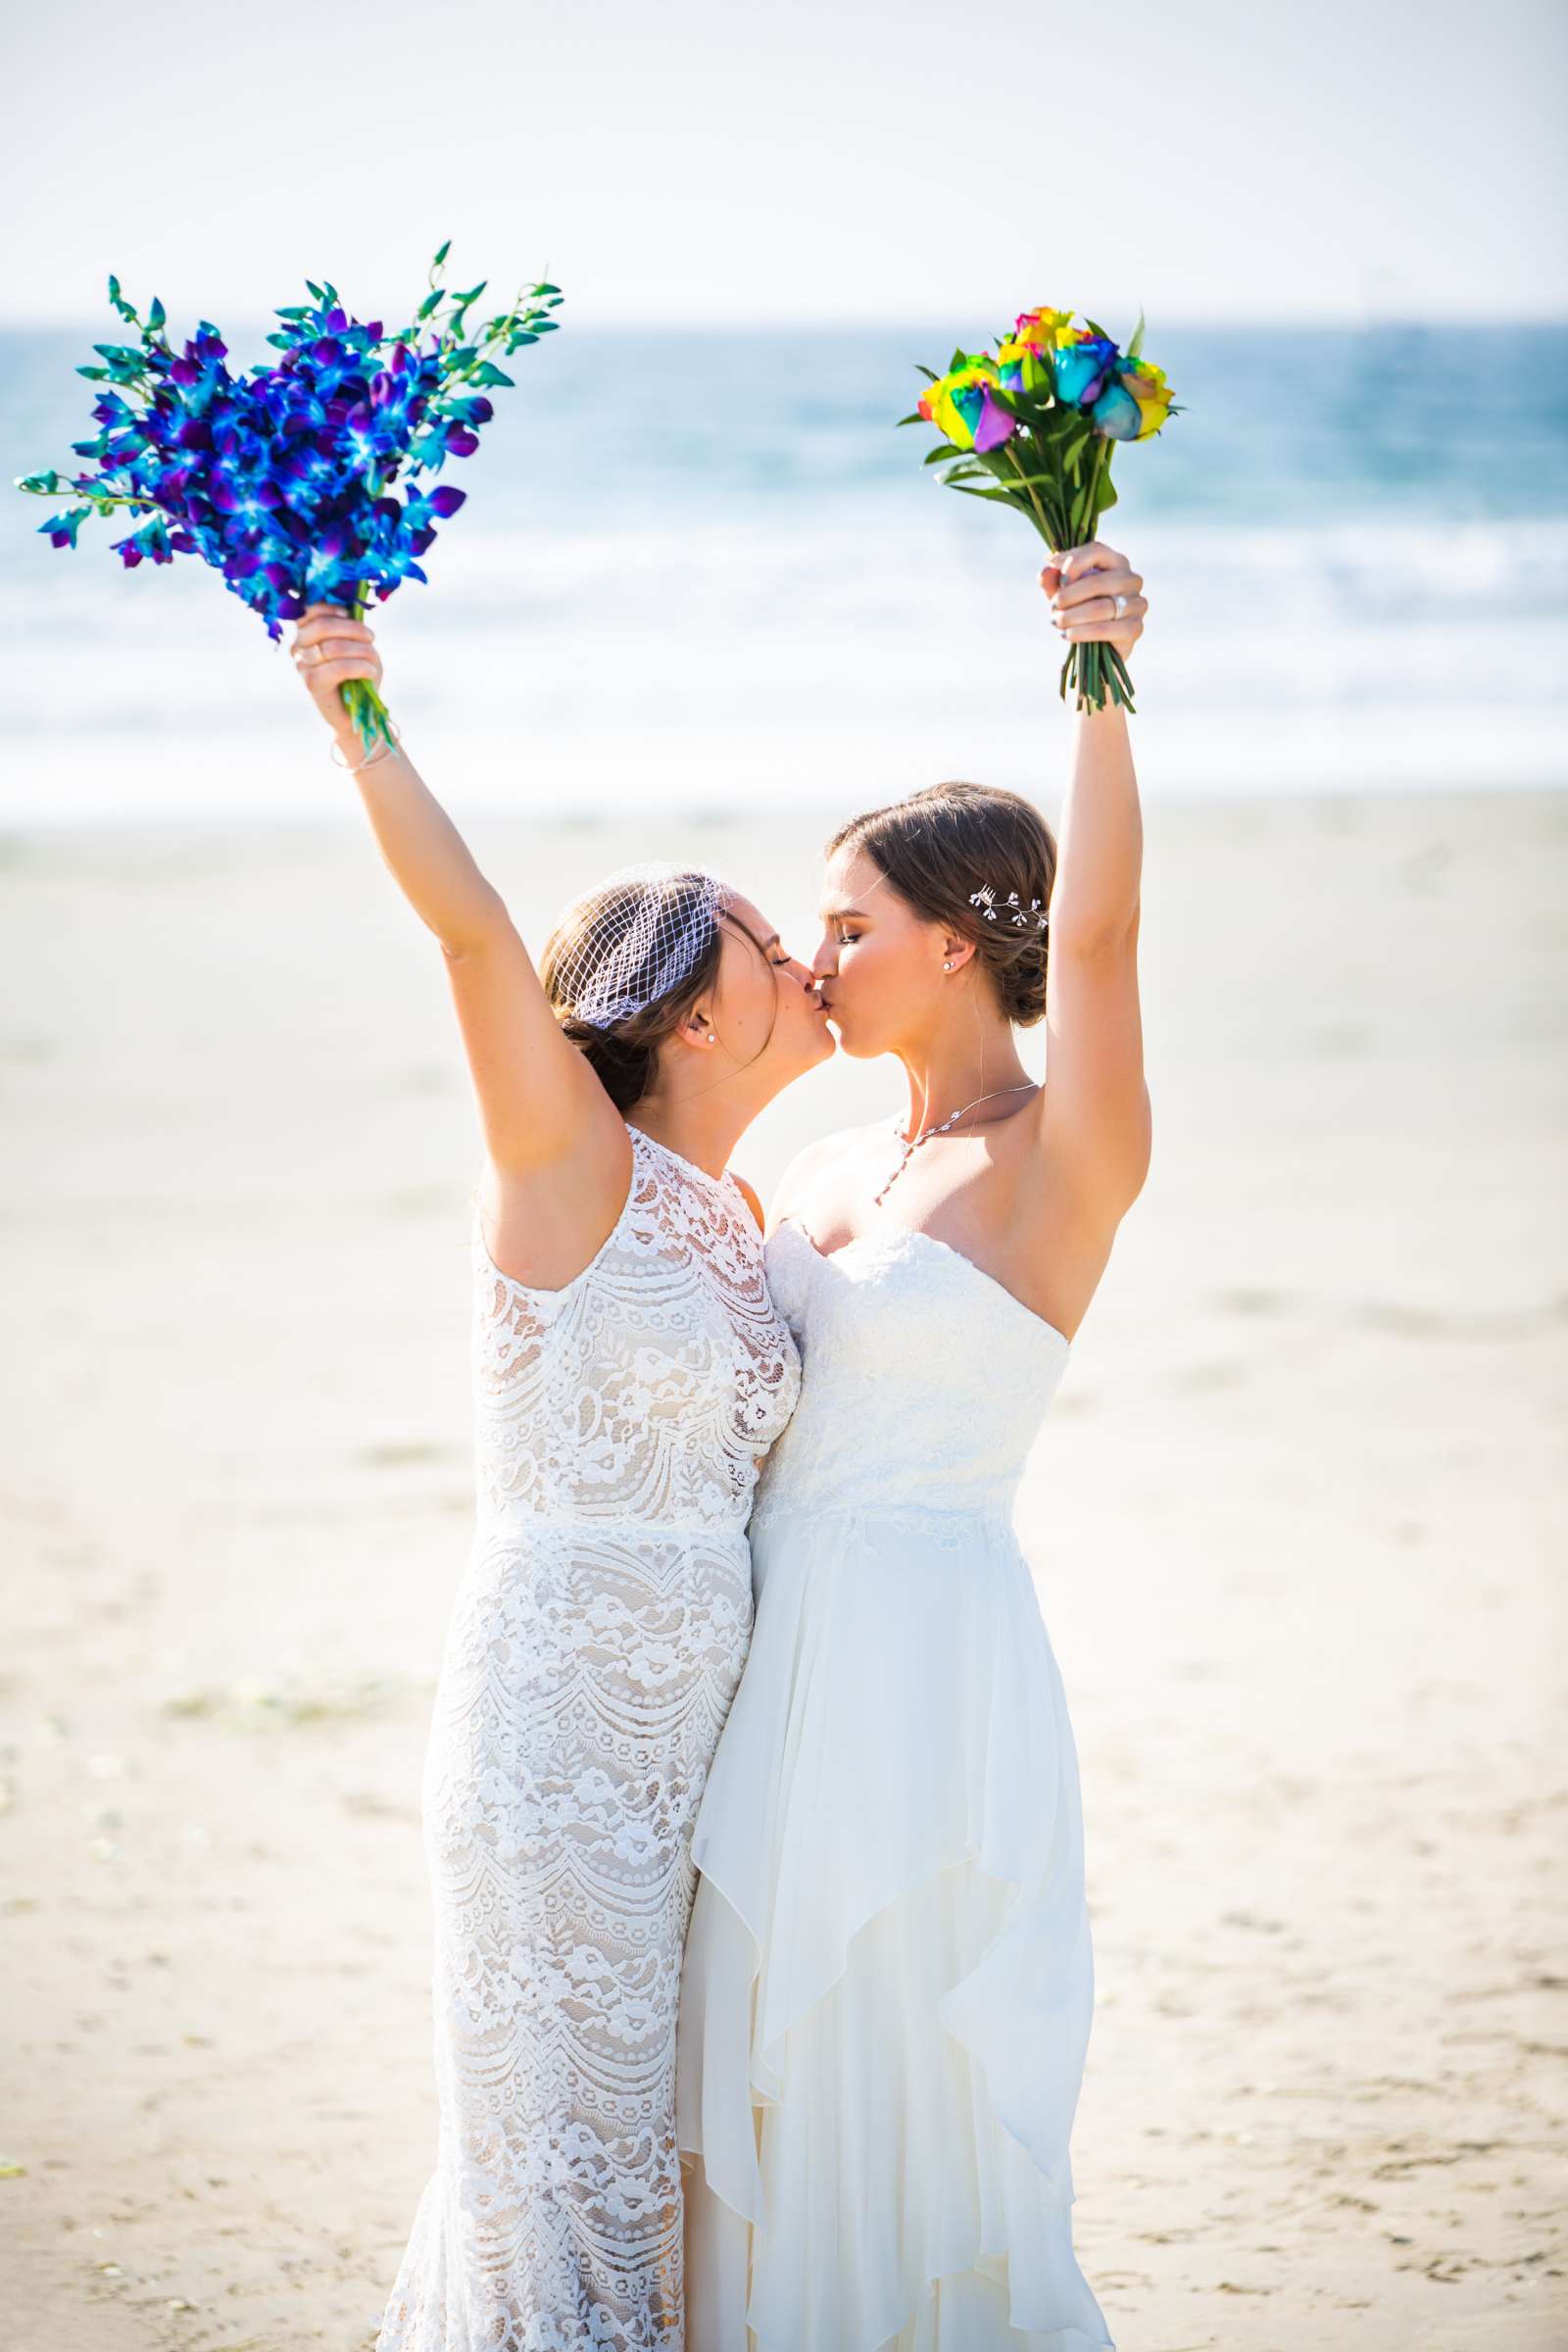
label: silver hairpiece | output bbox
[968,884,1049,932]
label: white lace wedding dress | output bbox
[375,1125,801,2352]
[676,1218,1115,2352]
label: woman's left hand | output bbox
[1040,543,1148,655]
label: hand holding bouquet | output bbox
[900,306,1180,712]
[291,602,386,760]
[15,241,564,758]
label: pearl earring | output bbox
[943,958,954,971]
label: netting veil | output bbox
[549,861,732,1029]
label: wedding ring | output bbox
[1112,592,1128,618]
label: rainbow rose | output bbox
[900,303,1183,715]
[996,305,1074,395]
[917,358,1017,455]
[1052,329,1122,411]
[1095,358,1174,443]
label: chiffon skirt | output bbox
[674,1500,1115,2352]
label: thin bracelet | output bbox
[329,718,405,775]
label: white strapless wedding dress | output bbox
[675,1218,1114,2352]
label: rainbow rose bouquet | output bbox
[14,240,564,757]
[899,306,1179,713]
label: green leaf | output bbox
[922,440,962,465]
[146,296,166,334]
[305,279,325,303]
[950,482,1028,509]
[74,366,110,381]
[417,290,443,319]
[433,239,453,269]
[894,411,924,427]
[987,462,1058,493]
[532,281,562,296]
[469,362,515,388]
[1126,307,1146,363]
[913,364,939,383]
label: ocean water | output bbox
[3,319,1565,824]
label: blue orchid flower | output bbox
[15,247,564,750]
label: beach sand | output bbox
[2,783,1564,2350]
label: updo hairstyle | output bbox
[825,781,1057,1026]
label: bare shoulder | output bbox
[767,1120,888,1234]
[730,1172,765,1233]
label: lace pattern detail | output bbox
[376,1128,801,2352]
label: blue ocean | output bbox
[3,320,1565,822]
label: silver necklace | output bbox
[873,1083,1038,1206]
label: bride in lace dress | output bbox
[287,607,833,2350]
[677,540,1152,2350]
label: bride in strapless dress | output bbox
[676,540,1152,2350]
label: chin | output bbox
[825,1013,881,1060]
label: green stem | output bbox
[1005,441,1054,545]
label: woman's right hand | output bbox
[290,603,383,746]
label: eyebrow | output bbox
[718,909,780,956]
[819,900,866,921]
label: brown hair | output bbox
[539,873,777,1111]
[825,781,1056,1027]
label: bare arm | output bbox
[291,603,613,1176]
[1037,547,1153,1216]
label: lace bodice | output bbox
[375,1127,800,2352]
[752,1219,1070,1533]
[470,1125,801,1531]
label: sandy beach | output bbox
[2,781,1564,2352]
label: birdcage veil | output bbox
[546,860,732,1030]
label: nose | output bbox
[811,935,837,983]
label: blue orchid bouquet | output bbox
[14,241,563,756]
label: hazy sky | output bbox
[5,0,1564,329]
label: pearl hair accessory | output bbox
[968,884,1049,932]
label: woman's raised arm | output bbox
[1036,545,1153,1222]
[291,602,612,1173]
